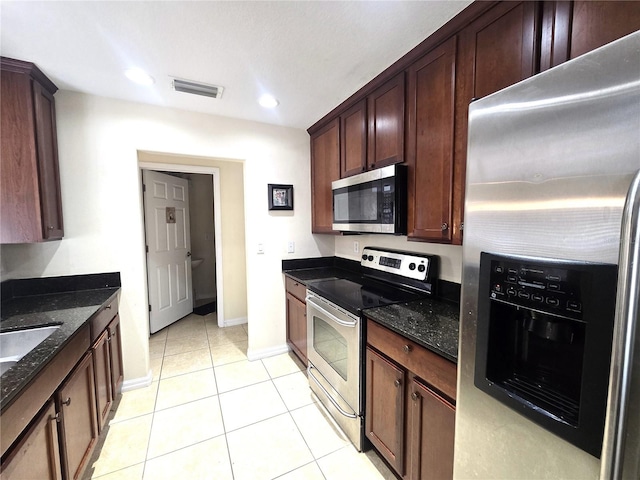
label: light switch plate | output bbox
[354,241,359,253]
[257,243,264,254]
[287,241,295,253]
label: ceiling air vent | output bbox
[171,78,223,99]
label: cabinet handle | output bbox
[441,223,449,231]
[460,222,464,232]
[106,304,112,310]
[394,379,402,388]
[403,344,412,354]
[294,282,299,287]
[411,391,421,401]
[61,397,71,407]
[48,226,54,230]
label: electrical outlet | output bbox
[287,241,295,253]
[354,241,359,253]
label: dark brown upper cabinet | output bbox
[340,99,368,178]
[310,118,340,233]
[1,57,64,243]
[452,1,539,245]
[367,73,405,171]
[541,1,640,71]
[406,37,457,243]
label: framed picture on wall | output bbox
[268,184,294,211]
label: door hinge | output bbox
[145,245,149,253]
[142,183,146,192]
[148,304,152,312]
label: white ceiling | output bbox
[0,1,472,130]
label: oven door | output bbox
[306,292,360,413]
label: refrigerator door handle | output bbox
[601,169,640,480]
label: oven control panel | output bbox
[361,247,433,282]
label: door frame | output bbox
[139,161,224,328]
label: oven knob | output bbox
[362,254,367,261]
[409,263,416,270]
[418,264,426,273]
[367,255,374,261]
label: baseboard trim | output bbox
[247,343,290,361]
[223,316,248,327]
[121,370,153,392]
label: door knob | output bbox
[411,391,420,401]
[403,344,412,353]
[394,379,402,388]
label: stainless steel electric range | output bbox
[305,247,438,451]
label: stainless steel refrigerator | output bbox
[456,30,640,479]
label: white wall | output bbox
[1,91,334,384]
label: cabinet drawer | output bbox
[367,319,457,402]
[89,299,117,343]
[285,276,307,303]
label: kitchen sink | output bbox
[0,325,60,375]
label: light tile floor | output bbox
[86,313,395,480]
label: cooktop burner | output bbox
[307,277,425,315]
[305,247,439,315]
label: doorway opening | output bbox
[140,160,225,330]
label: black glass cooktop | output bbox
[307,277,425,315]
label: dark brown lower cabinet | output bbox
[365,347,405,474]
[0,401,62,480]
[366,319,457,480]
[92,329,112,432]
[57,352,98,480]
[108,314,124,396]
[407,378,456,480]
[286,292,308,365]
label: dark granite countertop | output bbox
[364,299,459,363]
[1,273,120,410]
[282,258,460,363]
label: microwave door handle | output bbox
[600,168,640,480]
[306,296,357,328]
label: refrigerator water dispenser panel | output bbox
[474,252,617,458]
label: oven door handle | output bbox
[308,364,358,419]
[306,296,358,328]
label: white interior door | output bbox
[143,170,193,334]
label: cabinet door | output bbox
[310,118,340,233]
[569,1,640,60]
[340,99,368,177]
[108,314,124,396]
[57,352,98,480]
[0,70,40,244]
[541,1,640,71]
[406,37,456,243]
[454,1,538,244]
[32,80,63,240]
[367,73,405,170]
[0,401,62,480]
[407,378,455,480]
[365,347,405,475]
[92,329,112,433]
[286,292,307,365]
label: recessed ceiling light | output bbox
[124,68,155,86]
[259,94,279,108]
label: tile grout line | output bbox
[206,315,237,480]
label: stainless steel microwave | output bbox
[332,164,407,234]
